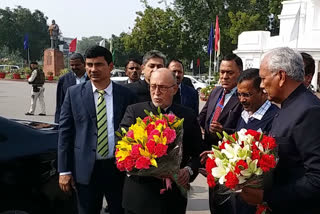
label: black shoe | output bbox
[39,113,46,116]
[25,112,34,115]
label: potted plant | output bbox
[12,69,21,79]
[0,71,6,79]
[200,85,216,101]
[47,72,54,81]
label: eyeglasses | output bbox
[128,67,140,70]
[236,92,253,98]
[150,84,176,93]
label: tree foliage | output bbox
[0,6,49,61]
[77,36,107,55]
[174,0,284,56]
[122,7,192,62]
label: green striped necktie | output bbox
[96,89,108,157]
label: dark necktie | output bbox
[173,88,181,104]
[211,90,229,122]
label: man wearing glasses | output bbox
[124,58,142,84]
[236,68,279,134]
[119,68,201,214]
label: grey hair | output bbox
[70,53,85,63]
[151,68,177,85]
[142,50,167,66]
[263,47,304,82]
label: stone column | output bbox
[311,59,319,91]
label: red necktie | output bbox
[211,90,228,122]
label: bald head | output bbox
[149,68,178,109]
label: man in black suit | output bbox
[301,52,316,92]
[124,58,142,84]
[240,47,320,214]
[168,59,199,114]
[58,46,136,214]
[54,53,89,123]
[198,54,243,214]
[120,68,202,214]
[126,50,166,102]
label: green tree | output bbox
[174,0,283,56]
[77,36,107,54]
[122,7,193,62]
[0,6,49,61]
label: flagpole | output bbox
[209,50,213,85]
[27,47,30,65]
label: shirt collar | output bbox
[73,71,87,79]
[226,87,237,95]
[241,100,271,123]
[91,82,113,95]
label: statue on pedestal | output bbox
[48,20,60,49]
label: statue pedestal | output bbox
[43,49,64,77]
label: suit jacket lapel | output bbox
[206,87,223,124]
[219,93,239,121]
[81,81,97,126]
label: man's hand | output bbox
[209,121,223,134]
[239,187,264,205]
[59,174,75,194]
[199,168,207,177]
[200,150,212,165]
[177,168,190,188]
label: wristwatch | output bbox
[184,166,194,176]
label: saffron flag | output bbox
[24,34,29,50]
[207,23,214,55]
[290,6,301,41]
[215,15,220,57]
[69,38,77,53]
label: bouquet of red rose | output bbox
[205,129,277,214]
[115,109,184,178]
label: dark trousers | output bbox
[75,159,125,214]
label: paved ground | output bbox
[0,79,210,214]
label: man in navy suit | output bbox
[240,47,320,214]
[198,54,243,214]
[58,46,136,214]
[54,53,89,123]
[168,59,199,114]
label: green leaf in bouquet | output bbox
[144,109,151,116]
[222,131,230,140]
[115,131,122,138]
[121,127,127,134]
[157,106,161,114]
[216,132,223,139]
[212,145,220,150]
[259,132,264,141]
[235,132,239,140]
[213,149,224,159]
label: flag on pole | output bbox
[190,60,193,70]
[69,38,77,52]
[197,58,200,67]
[24,34,29,50]
[99,39,106,47]
[290,6,301,41]
[207,23,214,55]
[215,15,220,57]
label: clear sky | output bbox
[0,0,173,39]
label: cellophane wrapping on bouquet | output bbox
[205,129,277,213]
[115,108,184,178]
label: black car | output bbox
[0,116,76,214]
